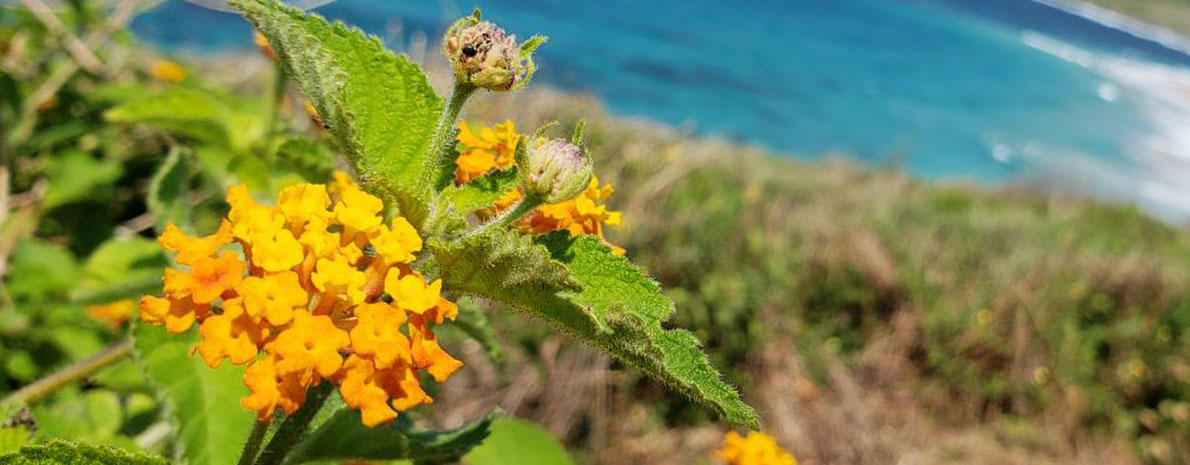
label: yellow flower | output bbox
[715,431,796,465]
[240,272,307,326]
[87,300,136,331]
[196,298,269,368]
[333,185,384,241]
[272,311,350,384]
[385,273,442,315]
[312,257,367,306]
[149,60,186,83]
[349,303,411,370]
[158,221,233,266]
[371,218,422,266]
[454,120,518,183]
[278,183,331,233]
[141,174,462,427]
[521,176,625,255]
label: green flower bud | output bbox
[516,137,594,203]
[443,10,545,92]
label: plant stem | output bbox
[0,338,131,408]
[253,382,334,465]
[236,419,272,465]
[428,82,477,174]
[467,193,543,239]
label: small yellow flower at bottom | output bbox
[149,60,186,83]
[86,300,137,331]
[715,431,796,465]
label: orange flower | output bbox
[715,431,796,465]
[141,174,463,427]
[149,60,186,83]
[454,120,518,183]
[521,176,625,254]
[87,300,136,331]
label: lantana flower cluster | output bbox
[455,120,624,254]
[139,174,462,427]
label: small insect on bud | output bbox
[517,136,594,204]
[442,9,545,92]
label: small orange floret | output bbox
[715,431,797,465]
[454,120,518,183]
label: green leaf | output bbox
[6,239,80,302]
[275,138,334,183]
[103,87,266,152]
[42,151,122,209]
[147,146,191,232]
[443,169,519,214]
[427,230,601,336]
[0,440,167,465]
[30,389,122,445]
[463,418,573,465]
[434,231,757,427]
[0,428,29,456]
[286,408,497,464]
[131,322,256,465]
[537,233,757,427]
[72,237,168,306]
[234,0,443,226]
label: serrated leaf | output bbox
[434,231,757,427]
[104,87,266,152]
[234,0,443,226]
[131,322,255,465]
[0,440,167,465]
[427,230,601,336]
[463,418,573,465]
[443,169,519,214]
[536,233,758,427]
[275,138,334,182]
[148,146,191,233]
[71,237,168,305]
[286,408,497,464]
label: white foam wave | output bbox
[1025,0,1190,57]
[1020,31,1190,222]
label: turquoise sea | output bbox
[133,0,1190,221]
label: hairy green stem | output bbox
[236,419,272,465]
[467,193,543,239]
[428,81,477,173]
[253,382,334,465]
[0,338,131,408]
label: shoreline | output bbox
[1027,0,1190,57]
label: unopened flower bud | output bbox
[442,10,544,92]
[517,137,593,203]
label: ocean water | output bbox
[131,0,1190,221]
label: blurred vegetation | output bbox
[1081,0,1190,36]
[0,1,1188,464]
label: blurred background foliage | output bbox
[0,1,1188,465]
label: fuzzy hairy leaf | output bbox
[434,230,756,427]
[463,419,573,465]
[443,169,519,214]
[234,0,443,226]
[428,230,600,335]
[0,440,167,465]
[104,87,265,152]
[536,233,757,427]
[131,323,256,465]
[286,408,497,464]
[0,428,28,456]
[147,146,191,232]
